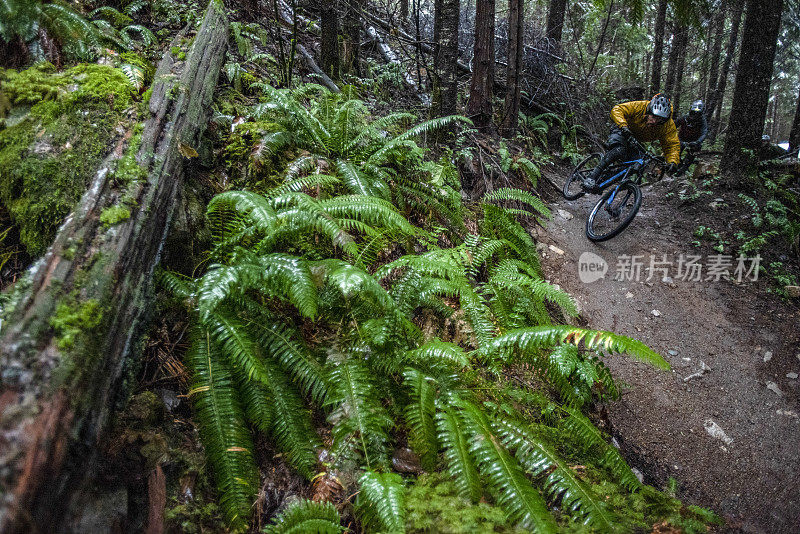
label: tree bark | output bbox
[321,2,340,78]
[708,0,744,141]
[467,0,496,129]
[432,0,460,118]
[501,0,523,136]
[545,0,567,48]
[650,0,667,95]
[790,85,800,152]
[400,0,409,21]
[343,0,364,75]
[672,27,688,113]
[664,22,681,97]
[721,0,783,180]
[0,3,229,532]
[704,8,724,103]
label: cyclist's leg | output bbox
[584,131,628,190]
[583,145,626,190]
[677,149,696,176]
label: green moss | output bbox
[100,205,132,227]
[170,46,187,61]
[405,473,525,533]
[50,297,104,351]
[0,63,137,256]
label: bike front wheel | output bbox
[586,182,642,241]
[563,153,601,200]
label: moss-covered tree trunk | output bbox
[466,0,495,129]
[649,0,667,94]
[721,0,783,181]
[0,3,229,532]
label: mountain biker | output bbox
[674,100,708,175]
[583,93,680,192]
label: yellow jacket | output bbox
[609,100,681,164]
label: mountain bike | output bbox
[562,138,667,242]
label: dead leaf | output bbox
[178,141,199,158]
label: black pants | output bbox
[675,143,697,176]
[589,129,643,183]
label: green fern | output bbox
[494,416,617,530]
[356,471,406,533]
[263,499,344,534]
[436,406,482,503]
[459,400,558,533]
[486,326,669,369]
[186,328,258,531]
[403,369,439,470]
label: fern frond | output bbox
[403,369,439,470]
[459,401,558,533]
[560,405,641,490]
[249,318,329,405]
[356,471,406,533]
[482,187,550,219]
[197,253,317,319]
[207,190,277,246]
[326,354,392,468]
[120,63,145,91]
[494,417,617,530]
[367,115,471,165]
[186,328,258,530]
[486,326,669,369]
[405,340,469,371]
[122,24,156,46]
[263,499,344,534]
[157,269,196,301]
[336,159,389,199]
[262,358,321,479]
[436,406,482,502]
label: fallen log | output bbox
[0,2,229,532]
[365,24,430,105]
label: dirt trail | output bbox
[535,173,800,533]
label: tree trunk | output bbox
[432,0,460,118]
[0,3,229,532]
[704,8,724,102]
[790,85,800,152]
[672,27,688,114]
[545,0,567,48]
[708,0,744,141]
[467,0,496,129]
[400,0,409,21]
[501,0,523,136]
[321,3,340,78]
[664,22,680,96]
[721,0,783,180]
[343,0,363,75]
[650,0,667,94]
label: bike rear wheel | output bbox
[586,182,642,241]
[564,153,601,200]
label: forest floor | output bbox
[534,164,800,533]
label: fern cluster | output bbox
[163,84,676,532]
[0,0,155,66]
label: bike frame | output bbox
[595,156,646,208]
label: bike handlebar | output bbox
[629,138,668,167]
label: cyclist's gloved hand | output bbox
[664,163,678,175]
[620,127,633,139]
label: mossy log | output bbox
[0,3,229,532]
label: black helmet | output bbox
[689,100,704,115]
[647,93,671,119]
